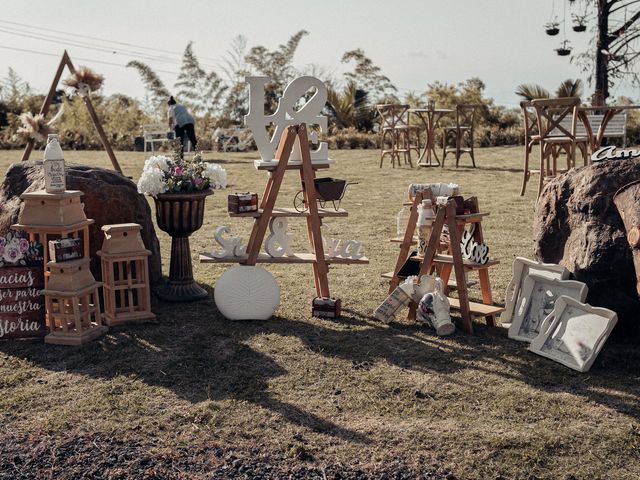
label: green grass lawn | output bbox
[0,147,638,479]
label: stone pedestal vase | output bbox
[614,180,640,296]
[153,189,212,301]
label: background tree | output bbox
[546,0,640,103]
[341,49,397,102]
[245,30,309,113]
[126,60,170,114]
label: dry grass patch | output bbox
[0,147,638,479]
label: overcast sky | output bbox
[0,0,636,107]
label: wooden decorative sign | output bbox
[245,76,329,166]
[591,146,640,163]
[0,232,45,340]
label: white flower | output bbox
[203,162,227,189]
[143,155,171,173]
[137,167,168,197]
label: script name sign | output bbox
[591,146,640,163]
[0,266,45,339]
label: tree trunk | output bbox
[594,0,610,104]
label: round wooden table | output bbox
[409,108,453,167]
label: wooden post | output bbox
[20,50,123,174]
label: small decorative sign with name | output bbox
[591,146,640,163]
[0,231,45,340]
[460,224,489,265]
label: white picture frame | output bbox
[501,257,570,327]
[528,296,617,372]
[508,273,588,343]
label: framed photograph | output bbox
[529,296,617,372]
[501,257,569,327]
[508,273,588,343]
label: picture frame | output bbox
[501,257,570,327]
[508,273,588,343]
[528,296,617,372]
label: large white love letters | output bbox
[244,76,328,163]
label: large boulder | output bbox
[0,161,162,285]
[533,159,640,333]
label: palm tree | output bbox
[515,79,583,101]
[325,82,375,132]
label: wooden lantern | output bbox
[43,257,106,345]
[97,223,155,326]
[12,190,93,288]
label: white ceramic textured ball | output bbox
[214,265,280,320]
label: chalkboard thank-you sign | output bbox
[0,231,45,340]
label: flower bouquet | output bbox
[137,148,227,197]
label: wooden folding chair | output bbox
[377,104,420,168]
[531,97,590,197]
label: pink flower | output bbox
[3,245,21,264]
[174,166,183,176]
[194,178,204,187]
[18,238,29,253]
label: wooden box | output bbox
[311,297,342,318]
[48,237,83,263]
[228,192,258,213]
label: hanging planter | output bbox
[572,14,587,32]
[545,21,560,36]
[556,40,573,56]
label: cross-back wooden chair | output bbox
[442,104,480,168]
[519,101,541,196]
[530,97,590,197]
[376,104,420,168]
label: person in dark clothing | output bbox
[167,96,197,152]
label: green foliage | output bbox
[126,60,170,118]
[245,30,309,114]
[515,79,583,101]
[341,49,397,102]
[175,42,228,117]
[326,82,375,132]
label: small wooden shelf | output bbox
[410,253,499,269]
[381,271,476,289]
[390,237,418,245]
[200,252,369,265]
[229,207,348,218]
[254,160,333,170]
[448,297,504,317]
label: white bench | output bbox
[143,123,171,152]
[558,113,628,146]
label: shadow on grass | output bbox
[1,294,638,436]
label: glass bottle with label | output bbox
[43,134,66,193]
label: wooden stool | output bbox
[98,223,155,326]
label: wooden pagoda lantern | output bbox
[12,190,93,287]
[97,223,155,326]
[43,257,106,345]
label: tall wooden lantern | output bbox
[43,257,106,345]
[12,190,93,288]
[97,223,155,326]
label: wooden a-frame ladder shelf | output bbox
[200,124,368,299]
[383,188,503,334]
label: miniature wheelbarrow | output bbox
[294,177,358,212]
